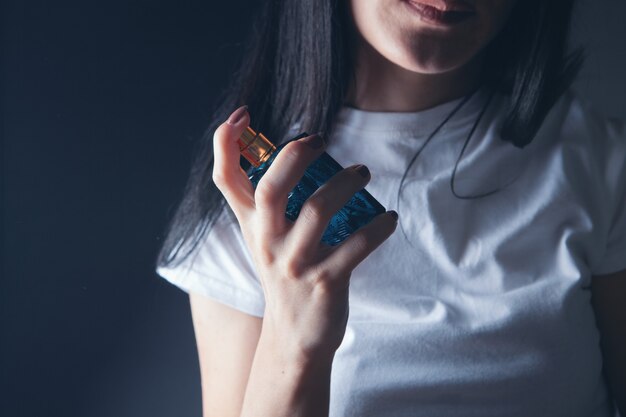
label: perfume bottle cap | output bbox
[238,126,276,167]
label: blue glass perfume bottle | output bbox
[238,127,385,245]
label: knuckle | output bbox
[349,233,372,254]
[281,141,306,161]
[211,169,227,189]
[213,123,229,143]
[254,178,279,205]
[311,267,349,295]
[256,245,276,265]
[300,196,328,223]
[283,258,306,279]
[310,267,333,287]
[212,125,223,141]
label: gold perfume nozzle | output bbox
[237,126,276,167]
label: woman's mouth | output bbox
[404,0,476,26]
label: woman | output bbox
[158,1,626,416]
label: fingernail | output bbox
[227,105,248,125]
[303,133,324,149]
[355,164,370,178]
[388,210,398,221]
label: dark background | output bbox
[2,1,625,416]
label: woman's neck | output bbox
[345,41,483,112]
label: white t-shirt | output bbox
[158,90,626,417]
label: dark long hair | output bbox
[157,0,583,267]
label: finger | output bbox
[212,106,255,220]
[254,133,326,235]
[320,211,398,281]
[287,164,372,255]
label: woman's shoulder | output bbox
[527,90,626,182]
[157,209,265,316]
[542,90,626,218]
[548,90,625,150]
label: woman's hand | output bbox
[212,106,397,416]
[213,105,397,358]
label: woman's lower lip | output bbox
[405,1,475,26]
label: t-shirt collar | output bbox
[335,88,491,138]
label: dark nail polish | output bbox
[303,134,324,149]
[388,210,398,221]
[227,105,248,125]
[356,165,370,178]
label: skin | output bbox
[212,110,398,417]
[192,1,626,415]
[346,0,516,111]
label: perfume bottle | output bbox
[238,126,386,245]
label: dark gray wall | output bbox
[571,0,626,119]
[2,1,258,416]
[2,1,625,417]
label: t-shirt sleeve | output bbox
[591,117,626,276]
[157,211,265,317]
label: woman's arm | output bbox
[591,268,626,414]
[240,320,335,417]
[191,291,336,417]
[204,106,396,417]
[190,293,262,417]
